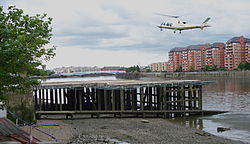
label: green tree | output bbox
[0,6,55,107]
[238,62,244,70]
[127,65,140,72]
[246,63,250,70]
[175,67,182,72]
[211,65,218,71]
[204,65,211,71]
[238,62,250,70]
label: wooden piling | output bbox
[33,79,208,119]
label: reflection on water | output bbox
[170,77,250,143]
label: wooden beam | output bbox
[111,90,115,110]
[55,89,58,111]
[131,89,137,111]
[59,89,63,111]
[120,90,124,111]
[104,89,108,110]
[140,88,144,111]
[50,89,54,110]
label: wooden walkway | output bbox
[33,80,216,119]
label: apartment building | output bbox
[168,45,205,72]
[168,47,185,72]
[167,43,226,72]
[225,36,250,70]
[246,42,250,63]
[151,36,249,72]
[150,62,168,72]
[205,42,225,68]
[183,45,204,71]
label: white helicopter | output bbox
[156,13,211,34]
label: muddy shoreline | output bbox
[22,117,246,144]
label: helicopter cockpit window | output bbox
[166,22,172,26]
[183,22,187,24]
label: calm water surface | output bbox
[171,77,250,143]
[44,76,250,142]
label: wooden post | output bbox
[181,86,185,111]
[89,88,96,110]
[149,87,153,110]
[63,88,67,110]
[38,89,42,111]
[188,86,192,110]
[126,90,131,110]
[153,87,157,109]
[41,89,45,111]
[158,87,162,110]
[163,86,167,118]
[74,88,77,110]
[85,88,91,110]
[193,86,197,109]
[79,89,82,111]
[131,89,137,111]
[198,85,202,110]
[45,89,49,110]
[50,89,54,110]
[97,89,102,110]
[111,90,115,110]
[55,89,58,111]
[140,88,144,111]
[34,90,38,110]
[104,89,108,110]
[59,89,63,111]
[120,90,124,111]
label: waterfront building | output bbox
[168,45,207,72]
[205,42,225,68]
[165,36,250,72]
[150,62,168,72]
[183,45,203,71]
[168,47,184,72]
[225,36,250,70]
[246,42,250,63]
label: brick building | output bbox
[168,47,185,72]
[225,36,250,70]
[205,42,225,68]
[151,36,249,72]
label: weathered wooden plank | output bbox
[111,90,115,110]
[149,87,153,110]
[55,89,58,111]
[59,88,63,111]
[38,89,42,111]
[120,90,124,111]
[104,90,108,110]
[140,88,144,111]
[198,85,202,110]
[50,89,54,110]
[131,89,137,110]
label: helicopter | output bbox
[156,13,211,34]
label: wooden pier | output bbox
[33,80,220,119]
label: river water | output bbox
[170,77,250,143]
[43,76,250,143]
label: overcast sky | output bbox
[2,0,250,69]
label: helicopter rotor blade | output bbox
[155,13,179,18]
